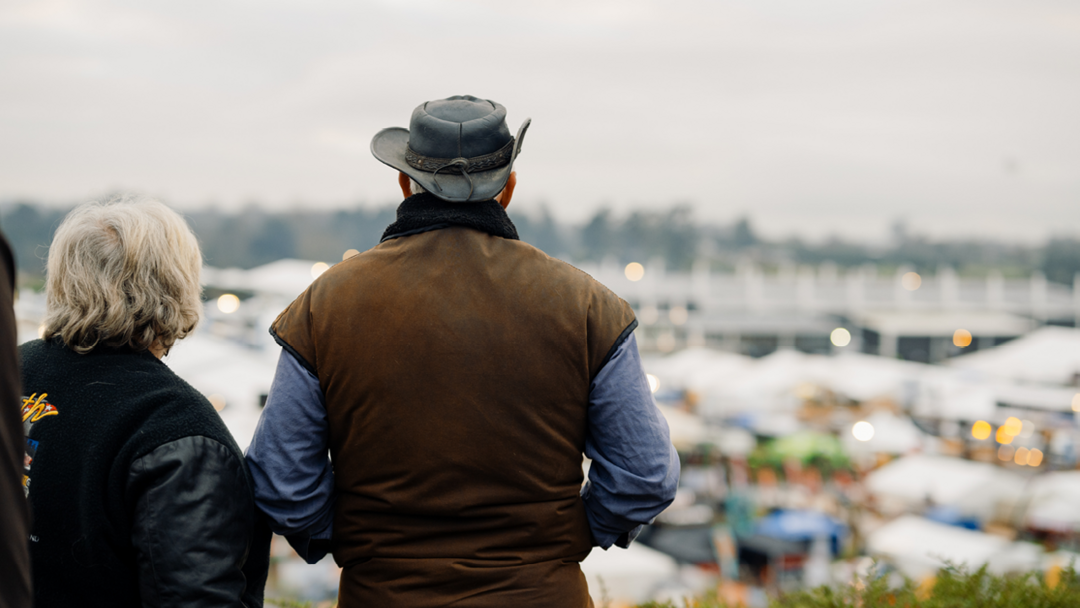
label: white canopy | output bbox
[580,542,680,606]
[202,258,327,299]
[843,411,925,455]
[864,454,1025,520]
[1022,471,1080,533]
[645,347,939,419]
[868,515,1042,578]
[164,332,277,450]
[950,326,1080,387]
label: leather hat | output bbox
[371,95,531,203]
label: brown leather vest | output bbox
[272,226,635,607]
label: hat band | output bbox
[404,138,515,175]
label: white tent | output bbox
[842,411,925,455]
[864,454,1025,521]
[950,326,1080,387]
[164,332,277,450]
[657,406,710,451]
[202,258,327,299]
[580,542,680,606]
[868,515,1043,578]
[647,348,941,419]
[642,348,753,400]
[1021,471,1080,533]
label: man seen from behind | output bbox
[247,95,679,607]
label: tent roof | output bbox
[856,311,1035,338]
[865,454,1025,517]
[868,515,1042,578]
[202,259,327,299]
[950,326,1080,386]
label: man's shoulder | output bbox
[500,238,621,292]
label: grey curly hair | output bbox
[43,197,203,354]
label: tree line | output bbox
[2,201,1078,285]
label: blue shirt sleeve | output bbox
[245,349,335,563]
[582,332,680,549]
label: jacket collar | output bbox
[380,192,519,242]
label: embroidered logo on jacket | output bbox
[21,393,59,497]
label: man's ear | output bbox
[398,172,412,200]
[496,172,517,210]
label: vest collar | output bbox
[380,192,520,243]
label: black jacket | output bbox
[0,231,31,608]
[19,339,268,608]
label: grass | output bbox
[636,564,1080,608]
[265,565,1080,608]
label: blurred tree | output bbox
[1042,238,1080,285]
[732,217,757,249]
[580,208,614,261]
[1,200,1074,282]
[0,203,69,275]
[661,206,697,269]
[514,205,564,256]
[249,217,297,266]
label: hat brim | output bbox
[371,119,531,203]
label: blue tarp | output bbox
[754,509,847,555]
[924,505,980,531]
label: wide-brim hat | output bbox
[371,95,530,203]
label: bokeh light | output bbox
[830,327,851,347]
[852,421,875,442]
[901,272,922,291]
[216,293,240,314]
[996,425,1014,444]
[998,445,1015,461]
[1002,417,1022,437]
[1027,449,1044,467]
[953,329,973,348]
[1072,393,1080,412]
[311,262,330,279]
[639,306,659,325]
[624,262,645,282]
[207,394,227,412]
[1014,447,1030,466]
[646,374,660,394]
[668,306,688,326]
[656,332,677,352]
[971,420,992,440]
[342,249,360,261]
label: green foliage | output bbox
[577,205,699,269]
[188,206,397,270]
[2,200,1075,281]
[634,564,1080,608]
[750,432,850,471]
[0,202,70,276]
[1042,238,1080,286]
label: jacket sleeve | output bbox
[246,349,335,564]
[582,333,680,549]
[127,436,253,608]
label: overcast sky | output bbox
[1,0,1078,242]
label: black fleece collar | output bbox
[380,192,519,242]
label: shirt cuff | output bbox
[285,519,333,564]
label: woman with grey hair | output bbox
[19,198,266,607]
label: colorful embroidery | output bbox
[21,393,58,498]
[24,438,38,470]
[22,393,58,425]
